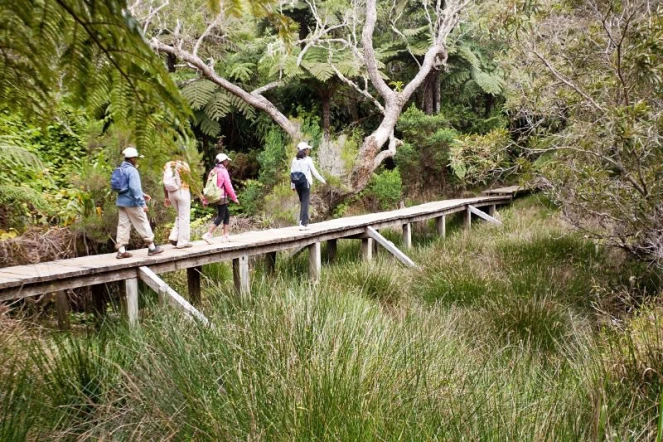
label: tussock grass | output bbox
[2,196,663,440]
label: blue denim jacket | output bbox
[116,162,146,207]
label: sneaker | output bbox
[221,235,230,243]
[176,242,193,249]
[202,232,213,244]
[300,224,310,231]
[169,240,177,246]
[148,246,164,256]
[116,251,132,259]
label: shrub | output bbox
[365,169,402,211]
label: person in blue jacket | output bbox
[115,146,164,259]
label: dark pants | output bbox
[296,185,310,226]
[213,204,230,226]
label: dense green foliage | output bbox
[2,199,663,439]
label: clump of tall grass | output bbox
[3,196,663,440]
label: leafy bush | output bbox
[450,128,513,187]
[365,169,402,211]
[395,106,457,197]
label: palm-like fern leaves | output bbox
[0,0,189,151]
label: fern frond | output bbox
[182,80,218,110]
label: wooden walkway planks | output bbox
[0,195,511,300]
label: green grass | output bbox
[2,196,663,440]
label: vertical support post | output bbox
[55,291,70,330]
[361,238,373,261]
[265,252,277,276]
[327,239,337,263]
[233,255,250,296]
[402,223,412,249]
[488,205,496,217]
[463,206,472,229]
[436,215,446,238]
[309,242,321,281]
[125,278,139,326]
[187,266,202,305]
[91,284,106,325]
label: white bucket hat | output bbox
[297,141,313,151]
[215,153,231,163]
[122,146,144,158]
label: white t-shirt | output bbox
[290,157,326,188]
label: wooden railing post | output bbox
[463,206,472,229]
[488,205,496,217]
[402,223,412,249]
[327,239,337,263]
[265,252,277,276]
[361,238,373,261]
[55,291,70,330]
[309,242,321,281]
[125,278,139,326]
[187,267,202,305]
[91,284,107,326]
[436,215,446,238]
[233,255,250,296]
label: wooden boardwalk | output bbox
[0,193,514,324]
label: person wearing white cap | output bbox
[114,146,164,258]
[290,141,326,230]
[202,153,239,243]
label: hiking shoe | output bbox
[202,233,213,244]
[169,240,177,246]
[148,246,164,256]
[176,242,193,249]
[116,251,132,259]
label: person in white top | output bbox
[290,141,326,230]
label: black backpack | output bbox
[290,171,307,188]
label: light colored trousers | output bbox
[168,188,191,246]
[116,206,154,249]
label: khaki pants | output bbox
[116,206,154,249]
[167,188,191,246]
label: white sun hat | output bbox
[297,141,313,151]
[122,146,144,158]
[215,153,231,163]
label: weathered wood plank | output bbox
[436,215,446,238]
[361,238,373,262]
[308,242,321,281]
[138,267,209,326]
[233,256,250,296]
[187,267,202,305]
[468,205,503,225]
[265,252,277,276]
[365,227,417,268]
[125,278,139,326]
[55,291,70,330]
[402,223,412,250]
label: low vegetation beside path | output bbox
[2,197,663,440]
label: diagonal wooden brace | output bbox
[467,205,502,226]
[365,227,417,268]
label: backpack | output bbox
[163,162,182,192]
[110,165,129,193]
[290,171,307,189]
[203,168,223,204]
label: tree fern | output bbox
[0,0,190,154]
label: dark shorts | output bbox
[213,204,230,226]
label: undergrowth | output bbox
[2,196,663,440]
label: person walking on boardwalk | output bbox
[202,153,239,244]
[163,158,193,248]
[290,141,326,230]
[113,146,164,259]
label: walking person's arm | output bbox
[307,158,326,184]
[127,168,148,211]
